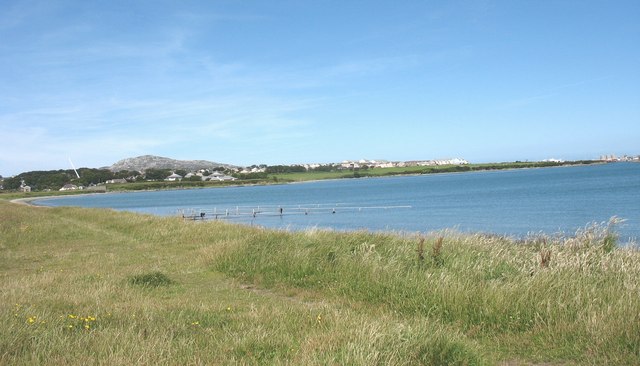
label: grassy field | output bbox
[1,199,639,365]
[271,161,598,182]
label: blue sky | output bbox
[1,0,639,176]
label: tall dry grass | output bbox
[1,200,638,365]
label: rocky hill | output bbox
[107,155,236,172]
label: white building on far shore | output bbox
[165,173,183,181]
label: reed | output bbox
[431,236,444,267]
[539,239,552,268]
[416,237,425,263]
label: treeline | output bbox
[1,166,268,192]
[105,179,244,191]
[414,160,598,175]
[1,168,140,191]
[342,160,598,179]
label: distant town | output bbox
[241,158,471,174]
[598,154,640,162]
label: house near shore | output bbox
[19,179,31,193]
[239,167,265,174]
[165,173,183,181]
[59,184,79,191]
[206,171,236,181]
[106,178,127,184]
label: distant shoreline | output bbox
[9,197,48,206]
[7,160,613,207]
[8,161,638,244]
[9,192,109,206]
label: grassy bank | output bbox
[271,161,599,182]
[1,200,638,365]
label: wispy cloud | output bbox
[4,1,537,175]
[494,92,559,110]
[0,125,165,173]
[0,42,424,175]
[0,0,44,30]
[324,56,422,78]
[175,10,270,24]
[493,76,613,111]
[0,85,320,173]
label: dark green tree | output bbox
[144,169,172,181]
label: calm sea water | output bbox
[35,163,640,243]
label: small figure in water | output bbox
[279,207,283,216]
[200,212,205,219]
[332,208,336,214]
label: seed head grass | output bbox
[1,200,638,365]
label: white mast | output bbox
[68,157,80,178]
